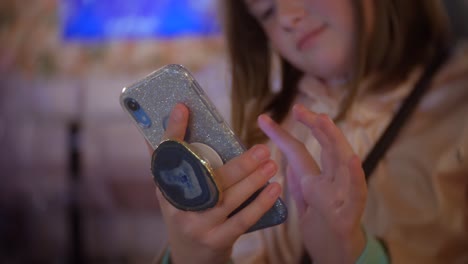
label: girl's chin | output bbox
[301,53,350,81]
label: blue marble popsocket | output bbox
[151,139,222,211]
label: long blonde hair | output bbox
[222,0,450,147]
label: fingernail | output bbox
[262,161,276,175]
[267,184,280,198]
[252,146,268,161]
[172,105,184,121]
[258,114,269,122]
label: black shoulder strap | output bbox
[363,47,451,180]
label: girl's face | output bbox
[244,0,370,84]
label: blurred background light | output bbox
[60,0,220,41]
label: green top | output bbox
[356,230,390,264]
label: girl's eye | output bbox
[260,6,275,21]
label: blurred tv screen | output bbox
[60,0,220,41]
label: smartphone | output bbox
[120,64,287,232]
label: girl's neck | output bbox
[321,77,350,89]
[299,74,350,100]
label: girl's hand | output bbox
[258,104,367,264]
[154,103,282,264]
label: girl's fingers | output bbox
[347,155,367,201]
[211,159,278,220]
[155,187,179,217]
[212,182,281,244]
[215,144,271,190]
[286,166,306,217]
[162,103,190,141]
[293,104,354,161]
[258,114,320,176]
[292,104,355,179]
[292,104,331,146]
[157,155,278,228]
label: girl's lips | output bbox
[296,24,326,51]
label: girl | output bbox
[157,0,468,263]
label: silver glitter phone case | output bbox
[120,64,287,232]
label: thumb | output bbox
[162,103,190,141]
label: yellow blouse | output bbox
[232,43,468,263]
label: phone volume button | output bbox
[211,108,223,123]
[192,83,204,95]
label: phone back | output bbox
[120,64,244,162]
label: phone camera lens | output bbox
[125,98,140,111]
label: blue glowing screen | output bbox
[60,0,220,40]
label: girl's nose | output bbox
[277,0,306,31]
